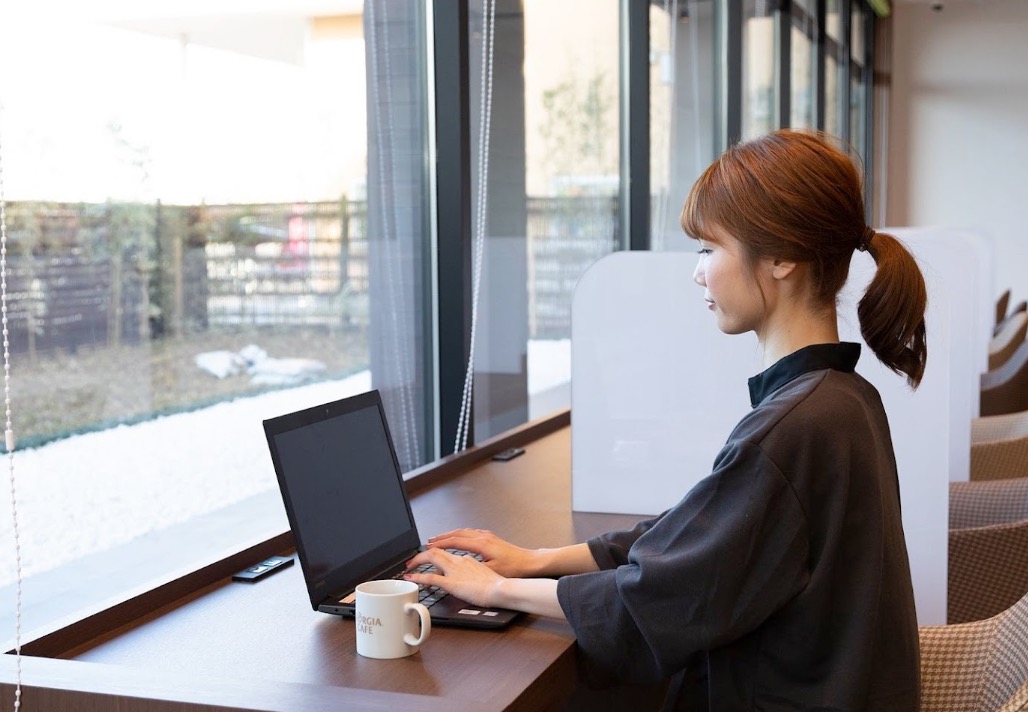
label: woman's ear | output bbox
[770,258,798,281]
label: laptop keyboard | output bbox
[396,548,483,608]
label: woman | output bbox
[406,130,924,711]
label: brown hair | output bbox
[680,130,927,388]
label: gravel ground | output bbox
[10,326,369,448]
[0,322,374,587]
[0,369,374,589]
[0,325,370,587]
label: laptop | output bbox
[262,389,520,629]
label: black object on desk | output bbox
[232,555,294,583]
[491,447,525,462]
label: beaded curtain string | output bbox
[0,99,23,710]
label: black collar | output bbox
[748,342,862,407]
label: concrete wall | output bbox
[887,0,1028,303]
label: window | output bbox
[790,0,818,129]
[650,0,717,252]
[467,0,623,438]
[741,0,777,140]
[824,0,849,139]
[0,1,432,635]
[850,1,869,158]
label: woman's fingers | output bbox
[422,528,536,578]
[427,528,492,545]
[404,548,504,608]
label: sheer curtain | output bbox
[650,0,717,253]
[364,0,431,472]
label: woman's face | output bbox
[692,228,771,336]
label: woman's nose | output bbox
[693,261,705,287]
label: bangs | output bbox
[679,156,735,244]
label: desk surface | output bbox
[60,426,645,711]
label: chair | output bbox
[996,289,1012,328]
[990,312,1028,371]
[996,302,1028,338]
[920,591,1028,712]
[948,518,1028,624]
[971,436,1028,481]
[972,411,1028,445]
[981,341,1028,417]
[951,479,1028,529]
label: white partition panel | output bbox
[572,234,986,625]
[837,228,979,624]
[969,229,997,380]
[570,251,755,516]
[839,228,986,485]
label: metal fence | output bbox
[3,203,159,357]
[200,200,368,328]
[527,195,620,339]
[1,196,619,357]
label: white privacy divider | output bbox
[570,251,756,517]
[836,227,988,624]
[839,228,986,482]
[970,229,997,378]
[571,230,990,625]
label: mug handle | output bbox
[403,602,432,647]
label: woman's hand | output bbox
[404,548,566,619]
[404,548,506,609]
[424,528,541,578]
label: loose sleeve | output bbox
[587,514,666,569]
[556,441,810,685]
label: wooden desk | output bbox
[1,425,647,711]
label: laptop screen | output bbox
[264,391,422,609]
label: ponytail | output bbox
[857,231,928,389]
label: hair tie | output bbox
[858,226,876,252]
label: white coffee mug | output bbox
[354,579,432,659]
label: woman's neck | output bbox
[757,305,840,370]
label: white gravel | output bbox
[0,371,371,588]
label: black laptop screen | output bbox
[269,398,417,597]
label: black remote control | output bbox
[232,555,294,583]
[491,447,525,462]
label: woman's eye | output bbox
[697,247,711,256]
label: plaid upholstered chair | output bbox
[972,411,1028,446]
[996,289,1012,329]
[981,341,1028,417]
[920,591,1028,712]
[948,518,1028,624]
[950,479,1028,529]
[971,436,1028,481]
[998,300,1028,332]
[990,312,1028,372]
